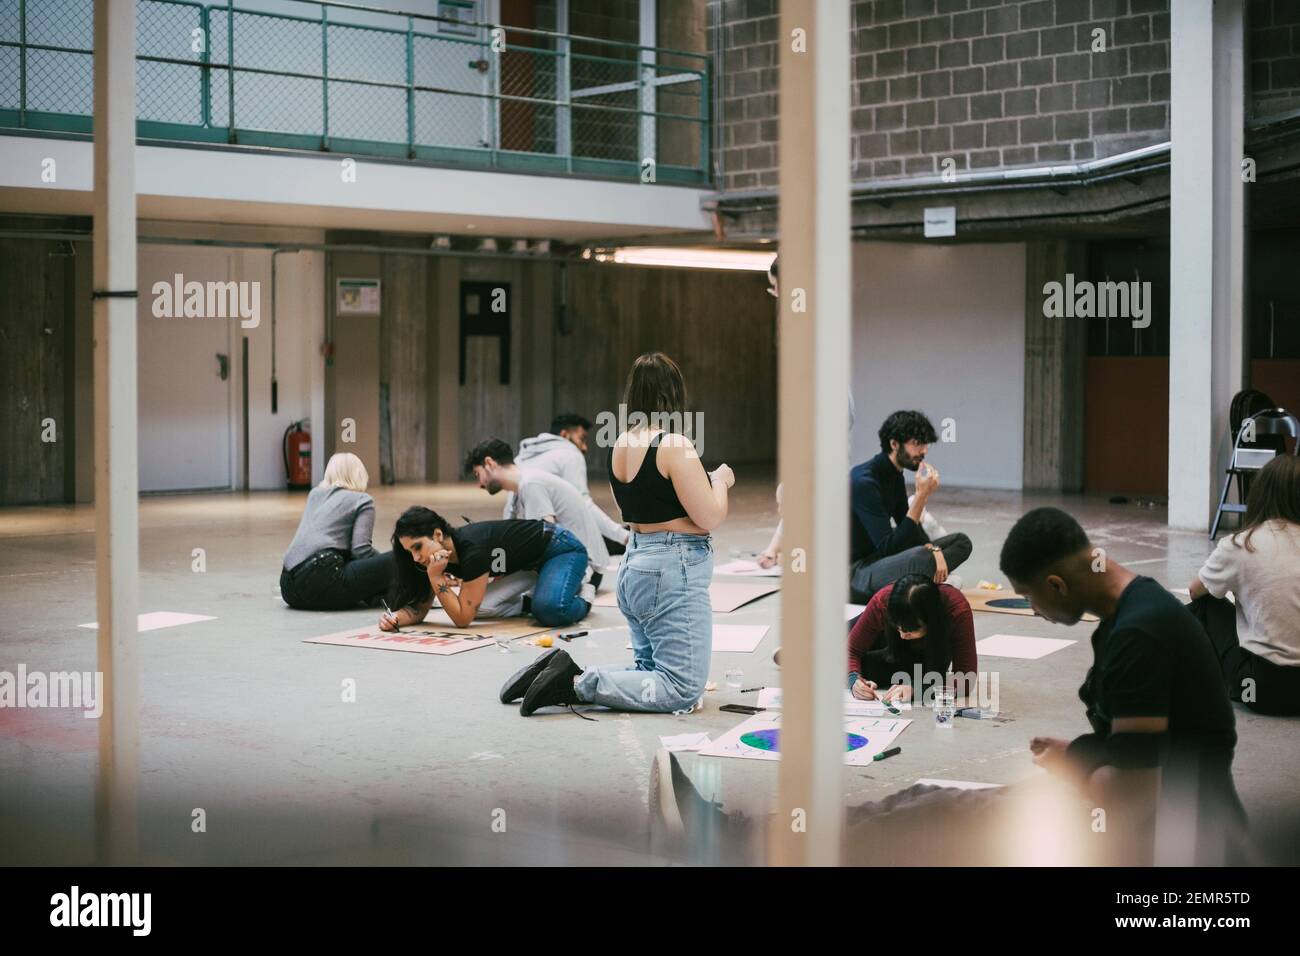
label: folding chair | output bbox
[1210,407,1300,538]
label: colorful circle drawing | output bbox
[739,729,869,753]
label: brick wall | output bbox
[718,0,1180,191]
[1250,0,1300,117]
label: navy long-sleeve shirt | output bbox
[850,452,929,564]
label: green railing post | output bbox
[699,66,710,184]
[637,52,647,170]
[226,0,235,141]
[405,16,414,157]
[559,31,571,174]
[488,26,498,169]
[321,4,329,148]
[18,0,26,126]
[200,5,211,127]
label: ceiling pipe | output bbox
[706,141,1173,215]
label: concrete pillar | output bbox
[429,257,461,482]
[773,0,850,867]
[1168,0,1245,530]
[1023,241,1087,493]
[92,0,139,864]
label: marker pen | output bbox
[873,746,902,762]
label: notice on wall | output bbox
[337,278,381,315]
[923,206,956,238]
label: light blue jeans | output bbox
[575,531,713,713]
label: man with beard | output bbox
[466,438,609,602]
[849,410,972,603]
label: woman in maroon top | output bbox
[847,573,978,702]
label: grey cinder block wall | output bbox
[714,0,1300,191]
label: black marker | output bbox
[873,746,902,762]
[740,685,765,694]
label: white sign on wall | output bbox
[337,278,381,315]
[923,206,956,238]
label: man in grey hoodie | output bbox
[508,414,630,552]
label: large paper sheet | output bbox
[422,610,550,639]
[80,611,216,632]
[714,559,782,577]
[963,589,1097,622]
[700,711,909,765]
[975,633,1076,660]
[756,686,911,715]
[711,624,770,653]
[304,621,541,656]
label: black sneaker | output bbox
[519,650,582,716]
[498,648,561,704]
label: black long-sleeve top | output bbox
[849,452,929,565]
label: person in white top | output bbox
[1189,455,1300,715]
[466,437,610,592]
[506,414,630,553]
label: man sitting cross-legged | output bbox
[849,409,971,603]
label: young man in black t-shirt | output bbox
[999,507,1248,865]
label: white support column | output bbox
[92,0,140,864]
[773,0,850,867]
[1168,0,1245,530]
[638,0,657,167]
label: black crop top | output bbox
[608,432,691,523]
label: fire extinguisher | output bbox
[283,420,312,489]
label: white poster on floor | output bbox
[699,712,909,765]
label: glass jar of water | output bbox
[935,687,956,727]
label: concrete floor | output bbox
[2,475,1297,865]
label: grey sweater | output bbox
[283,485,378,570]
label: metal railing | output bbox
[0,0,711,184]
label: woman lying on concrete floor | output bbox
[1189,455,1300,716]
[280,452,392,611]
[500,351,734,718]
[382,508,590,630]
[847,572,979,705]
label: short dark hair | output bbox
[550,413,591,434]
[464,437,513,475]
[999,507,1091,583]
[878,410,938,453]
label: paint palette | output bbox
[738,727,869,753]
[701,713,908,765]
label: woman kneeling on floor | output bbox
[500,351,735,717]
[382,508,590,630]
